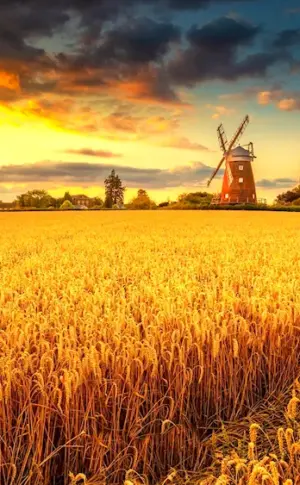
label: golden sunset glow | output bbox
[0,0,299,205]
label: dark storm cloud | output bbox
[0,28,45,62]
[0,5,70,39]
[273,28,300,48]
[186,15,260,47]
[61,19,181,73]
[0,160,221,188]
[256,178,297,189]
[0,0,259,52]
[0,0,257,14]
[90,18,181,65]
[65,148,123,158]
[168,17,285,85]
[58,15,279,101]
[167,0,257,7]
[0,0,291,107]
[0,4,69,64]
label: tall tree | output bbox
[104,169,125,208]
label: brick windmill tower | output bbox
[207,115,257,204]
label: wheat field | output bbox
[0,211,300,485]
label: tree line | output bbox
[0,170,160,210]
[275,185,300,206]
[0,169,299,210]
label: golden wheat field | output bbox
[1,211,300,485]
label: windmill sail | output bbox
[207,114,257,205]
[207,115,249,187]
[226,162,233,186]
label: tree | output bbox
[16,190,54,208]
[90,197,104,208]
[104,169,125,208]
[63,191,73,202]
[128,189,156,209]
[177,191,213,206]
[60,200,74,210]
[276,185,300,205]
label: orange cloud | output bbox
[101,65,190,108]
[257,91,272,105]
[277,98,299,111]
[160,135,210,151]
[141,115,179,134]
[206,104,235,119]
[257,90,300,111]
[0,71,20,91]
[101,111,179,140]
[102,112,138,134]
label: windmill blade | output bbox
[217,124,228,153]
[207,115,250,187]
[227,115,249,152]
[207,155,225,187]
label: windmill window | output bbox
[239,165,244,171]
[253,194,255,199]
[225,194,229,199]
[239,177,243,183]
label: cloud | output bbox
[55,54,183,106]
[167,17,284,86]
[0,160,221,189]
[64,148,123,158]
[110,66,184,106]
[219,86,266,102]
[206,104,235,119]
[273,28,300,48]
[277,98,300,111]
[100,110,180,139]
[1,9,276,112]
[46,17,183,106]
[89,18,181,65]
[0,8,184,106]
[0,70,21,101]
[166,0,258,8]
[256,178,297,188]
[160,136,211,151]
[0,70,20,90]
[257,88,300,111]
[0,1,293,136]
[0,4,70,39]
[187,15,261,48]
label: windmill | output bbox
[207,115,257,205]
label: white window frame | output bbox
[225,194,229,199]
[239,165,244,171]
[239,177,243,183]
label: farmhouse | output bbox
[71,194,93,208]
[0,202,15,210]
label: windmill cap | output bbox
[230,145,251,157]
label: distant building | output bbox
[0,202,15,210]
[71,194,94,208]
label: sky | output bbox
[0,0,300,204]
